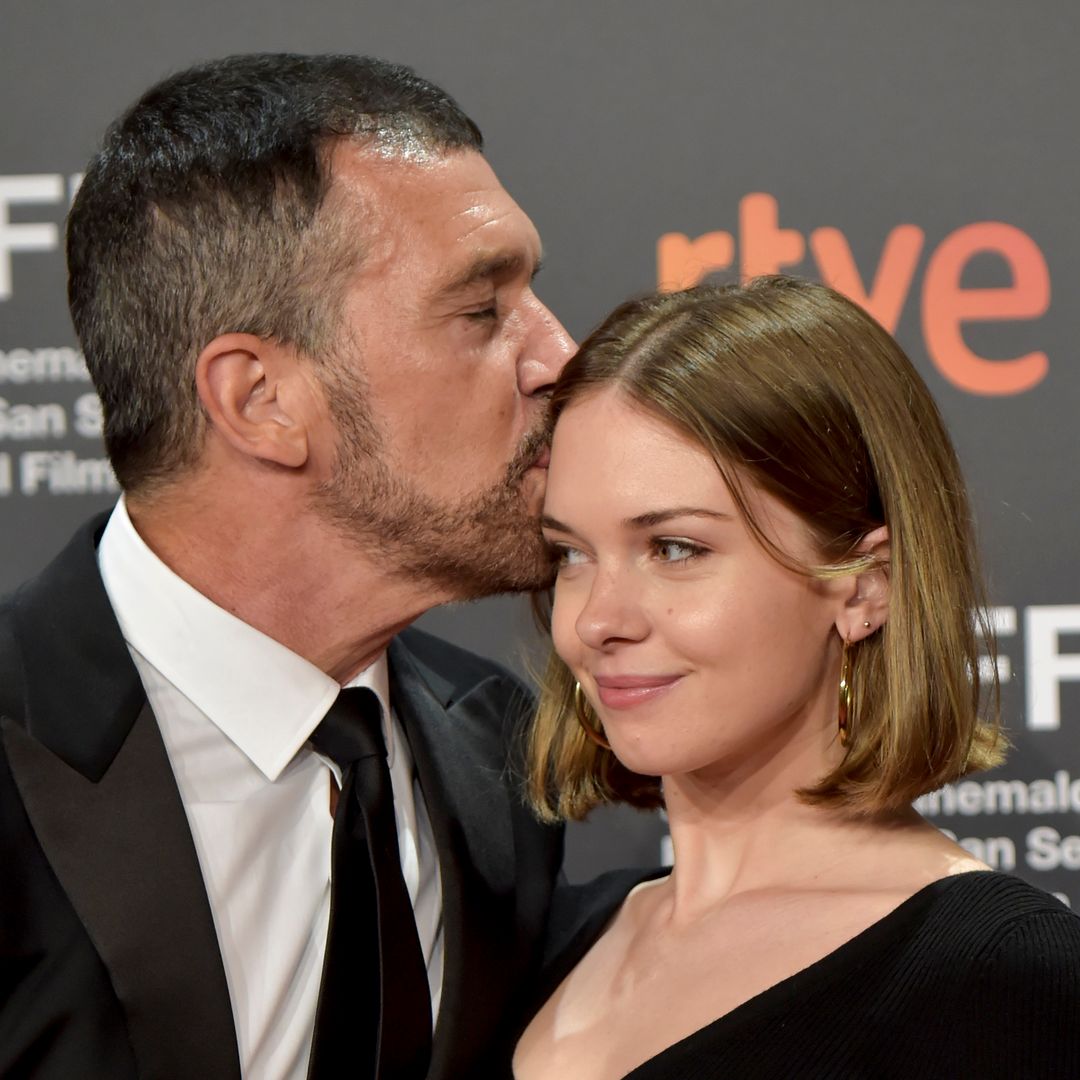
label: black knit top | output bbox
[537,872,1080,1079]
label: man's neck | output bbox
[127,489,453,685]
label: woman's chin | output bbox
[606,742,683,780]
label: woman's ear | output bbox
[836,524,890,642]
[194,333,311,468]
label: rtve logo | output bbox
[658,194,1050,397]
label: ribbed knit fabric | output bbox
[545,872,1080,1079]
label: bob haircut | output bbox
[528,275,1003,822]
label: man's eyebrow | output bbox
[541,507,732,535]
[431,250,543,301]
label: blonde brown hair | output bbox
[528,275,1003,821]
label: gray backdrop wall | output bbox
[1,0,1077,895]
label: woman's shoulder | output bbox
[539,867,670,988]
[546,867,669,953]
[869,870,1080,980]
[918,870,1079,944]
[889,872,1080,1032]
[894,872,1080,1073]
[941,871,1080,979]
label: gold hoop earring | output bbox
[838,638,854,746]
[573,682,611,750]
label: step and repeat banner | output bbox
[1,2,1077,894]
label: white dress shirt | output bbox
[97,499,443,1080]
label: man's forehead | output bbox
[329,140,509,216]
[329,141,542,282]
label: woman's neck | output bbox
[655,730,929,923]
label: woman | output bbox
[514,276,1080,1079]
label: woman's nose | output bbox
[574,567,650,650]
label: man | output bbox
[0,54,573,1079]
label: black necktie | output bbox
[307,687,433,1080]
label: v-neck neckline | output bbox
[620,871,993,1078]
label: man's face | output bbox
[313,143,574,597]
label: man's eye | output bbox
[652,538,705,563]
[465,304,498,321]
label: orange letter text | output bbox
[739,193,804,280]
[810,224,925,333]
[922,223,1050,395]
[656,231,734,292]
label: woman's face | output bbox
[542,390,848,782]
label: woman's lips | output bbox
[592,675,683,710]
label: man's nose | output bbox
[518,296,575,397]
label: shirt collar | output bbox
[97,497,394,780]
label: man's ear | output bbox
[194,333,312,468]
[835,524,890,643]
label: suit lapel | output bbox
[389,639,518,1079]
[2,707,240,1080]
[0,517,240,1080]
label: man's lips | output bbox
[531,445,551,469]
[592,674,683,710]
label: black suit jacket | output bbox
[0,516,563,1079]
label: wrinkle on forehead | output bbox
[452,210,535,255]
[452,203,517,226]
[328,143,535,281]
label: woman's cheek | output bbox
[550,586,584,668]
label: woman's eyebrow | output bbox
[540,513,576,534]
[541,507,732,535]
[625,507,733,528]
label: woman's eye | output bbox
[549,544,588,568]
[653,538,704,563]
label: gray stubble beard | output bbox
[312,415,555,599]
